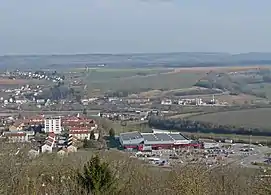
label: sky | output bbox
[0,0,271,55]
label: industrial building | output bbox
[119,131,201,151]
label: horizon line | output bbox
[1,51,271,57]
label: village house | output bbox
[161,99,172,105]
[127,98,150,104]
[41,133,56,153]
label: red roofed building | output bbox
[69,127,92,140]
[24,115,44,126]
[62,116,94,125]
[2,131,35,143]
[41,133,56,153]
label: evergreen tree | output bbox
[109,128,115,138]
[83,108,87,116]
[90,131,96,140]
[77,155,117,194]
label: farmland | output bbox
[247,83,271,100]
[83,68,172,82]
[86,70,206,93]
[188,108,271,130]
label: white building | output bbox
[195,98,203,106]
[44,116,62,134]
[41,133,56,153]
[161,99,172,105]
[69,128,92,140]
[2,131,35,143]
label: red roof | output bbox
[47,137,54,143]
[70,127,90,131]
[28,115,44,122]
[48,132,55,137]
[69,130,90,134]
[22,115,44,124]
[62,116,94,123]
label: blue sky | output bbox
[0,0,271,55]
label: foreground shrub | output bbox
[77,155,117,195]
[0,143,270,195]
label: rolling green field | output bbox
[87,70,205,92]
[188,108,271,130]
[248,83,271,99]
[84,68,172,82]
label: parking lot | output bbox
[130,143,271,169]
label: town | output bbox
[1,2,271,194]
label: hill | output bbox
[2,52,271,70]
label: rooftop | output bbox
[141,133,188,142]
[120,131,143,141]
[169,133,187,141]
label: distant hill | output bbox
[1,52,271,70]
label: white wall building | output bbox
[69,129,91,140]
[41,133,56,153]
[44,116,62,134]
[2,131,35,143]
[161,99,172,105]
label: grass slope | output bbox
[189,108,271,130]
[87,71,205,92]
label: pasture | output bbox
[75,68,172,82]
[87,71,206,93]
[172,65,269,73]
[189,108,271,130]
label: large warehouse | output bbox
[119,131,201,151]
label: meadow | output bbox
[83,68,172,82]
[189,108,271,130]
[87,70,206,93]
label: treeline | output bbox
[171,88,222,97]
[148,116,271,137]
[35,84,83,102]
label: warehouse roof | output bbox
[120,131,190,144]
[169,133,187,141]
[155,134,174,141]
[142,134,157,141]
[120,131,143,141]
[142,133,188,142]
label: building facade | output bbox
[44,116,62,134]
[3,131,35,143]
[119,131,201,151]
[41,133,56,153]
